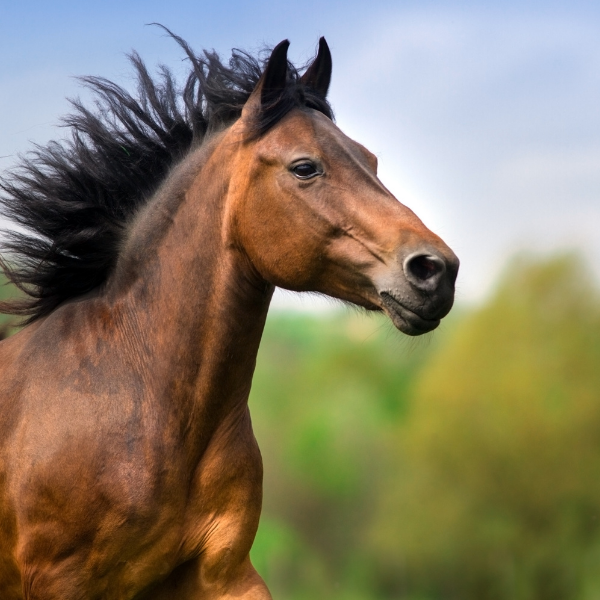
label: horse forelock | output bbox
[0,31,334,324]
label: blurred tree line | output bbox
[249,253,600,600]
[0,272,18,335]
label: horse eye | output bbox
[291,162,320,179]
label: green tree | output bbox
[250,310,448,598]
[368,254,600,600]
[0,271,19,333]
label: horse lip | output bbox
[379,292,440,335]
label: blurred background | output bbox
[2,1,600,598]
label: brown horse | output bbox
[0,34,458,599]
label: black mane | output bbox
[0,30,333,324]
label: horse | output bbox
[0,32,458,600]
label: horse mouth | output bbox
[379,292,440,336]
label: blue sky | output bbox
[1,1,599,305]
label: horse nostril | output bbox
[404,253,446,288]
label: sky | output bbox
[1,0,599,307]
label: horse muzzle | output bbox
[377,248,459,336]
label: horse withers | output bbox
[0,34,458,599]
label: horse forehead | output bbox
[255,110,371,164]
[307,114,379,173]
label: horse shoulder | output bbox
[0,302,191,597]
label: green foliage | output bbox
[249,309,458,598]
[0,271,19,332]
[250,254,600,599]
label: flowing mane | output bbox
[0,29,333,324]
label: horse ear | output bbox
[242,39,290,120]
[300,37,332,98]
[260,39,290,106]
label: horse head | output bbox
[226,39,459,335]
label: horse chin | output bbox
[379,292,440,336]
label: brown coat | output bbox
[0,39,457,599]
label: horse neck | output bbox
[106,135,274,427]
